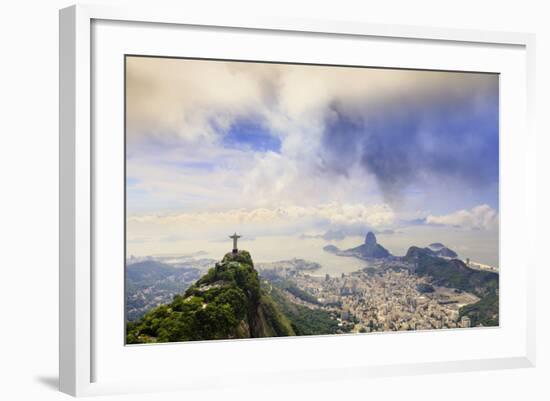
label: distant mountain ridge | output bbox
[126,260,201,321]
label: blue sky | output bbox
[125,57,499,259]
[221,118,282,153]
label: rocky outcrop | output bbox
[126,250,295,344]
[343,232,391,259]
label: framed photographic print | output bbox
[60,4,536,397]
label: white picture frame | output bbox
[59,4,536,397]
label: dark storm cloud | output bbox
[320,84,499,205]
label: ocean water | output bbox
[138,225,498,276]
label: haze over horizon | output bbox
[125,56,499,267]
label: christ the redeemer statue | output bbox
[229,232,241,254]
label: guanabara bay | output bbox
[125,56,500,344]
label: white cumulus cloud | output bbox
[129,202,395,227]
[127,202,396,242]
[425,204,498,230]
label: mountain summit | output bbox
[126,250,295,343]
[343,231,391,259]
[323,231,391,259]
[364,232,377,247]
